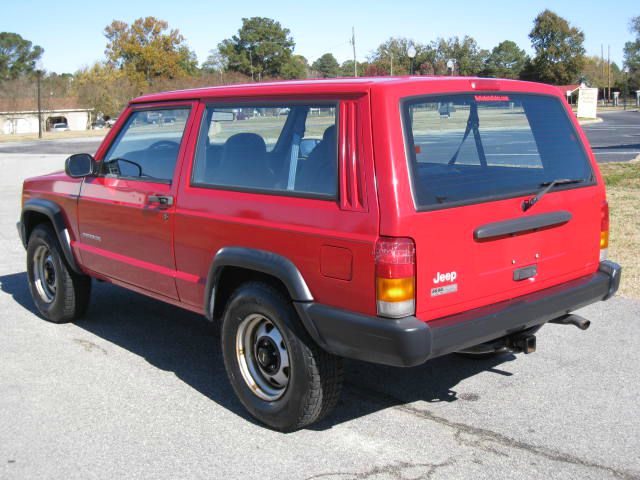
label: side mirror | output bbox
[65,153,97,178]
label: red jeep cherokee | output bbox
[18,78,621,431]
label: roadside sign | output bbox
[577,87,598,119]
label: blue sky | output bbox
[1,0,636,73]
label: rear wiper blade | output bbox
[522,178,584,212]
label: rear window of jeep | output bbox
[402,93,593,210]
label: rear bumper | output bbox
[295,261,621,367]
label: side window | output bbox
[102,107,191,183]
[192,104,337,197]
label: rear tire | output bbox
[26,224,91,323]
[221,282,343,431]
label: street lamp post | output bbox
[36,70,43,139]
[447,59,456,76]
[622,68,629,111]
[407,45,417,75]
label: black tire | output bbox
[26,224,91,323]
[221,282,343,432]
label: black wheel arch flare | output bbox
[204,247,314,322]
[20,198,82,274]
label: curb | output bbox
[578,117,604,125]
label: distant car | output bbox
[50,123,70,132]
[146,112,161,124]
[91,120,106,130]
[105,118,117,128]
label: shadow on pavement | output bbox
[0,271,517,431]
[0,271,39,315]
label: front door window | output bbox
[102,108,191,183]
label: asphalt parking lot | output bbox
[582,110,640,163]
[1,153,639,479]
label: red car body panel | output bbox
[171,95,380,315]
[368,78,605,320]
[21,173,84,260]
[21,77,607,324]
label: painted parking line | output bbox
[584,126,640,130]
[592,151,640,154]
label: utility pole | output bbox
[249,49,254,81]
[36,70,42,139]
[351,26,357,77]
[601,44,604,102]
[607,45,611,103]
[407,45,417,75]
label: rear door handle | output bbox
[148,195,174,207]
[474,211,572,241]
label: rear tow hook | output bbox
[549,314,591,331]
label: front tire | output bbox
[221,282,343,431]
[26,224,91,323]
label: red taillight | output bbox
[600,200,609,260]
[375,237,416,318]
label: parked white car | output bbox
[50,123,70,132]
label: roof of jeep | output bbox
[130,77,561,104]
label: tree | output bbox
[413,46,444,75]
[202,50,228,74]
[431,36,488,76]
[0,32,44,80]
[483,40,529,79]
[528,10,585,84]
[104,17,197,86]
[368,37,423,75]
[74,62,138,117]
[281,55,308,79]
[338,59,368,77]
[624,15,640,91]
[218,17,295,79]
[581,55,622,89]
[312,53,339,78]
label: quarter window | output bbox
[102,107,191,183]
[192,104,338,197]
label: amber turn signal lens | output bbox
[600,231,609,249]
[376,277,415,303]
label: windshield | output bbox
[403,93,593,210]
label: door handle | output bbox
[148,195,174,207]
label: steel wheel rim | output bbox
[33,245,56,303]
[235,313,290,401]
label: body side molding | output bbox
[204,247,313,320]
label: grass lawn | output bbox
[600,160,640,298]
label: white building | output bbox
[0,98,93,135]
[1,107,93,134]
